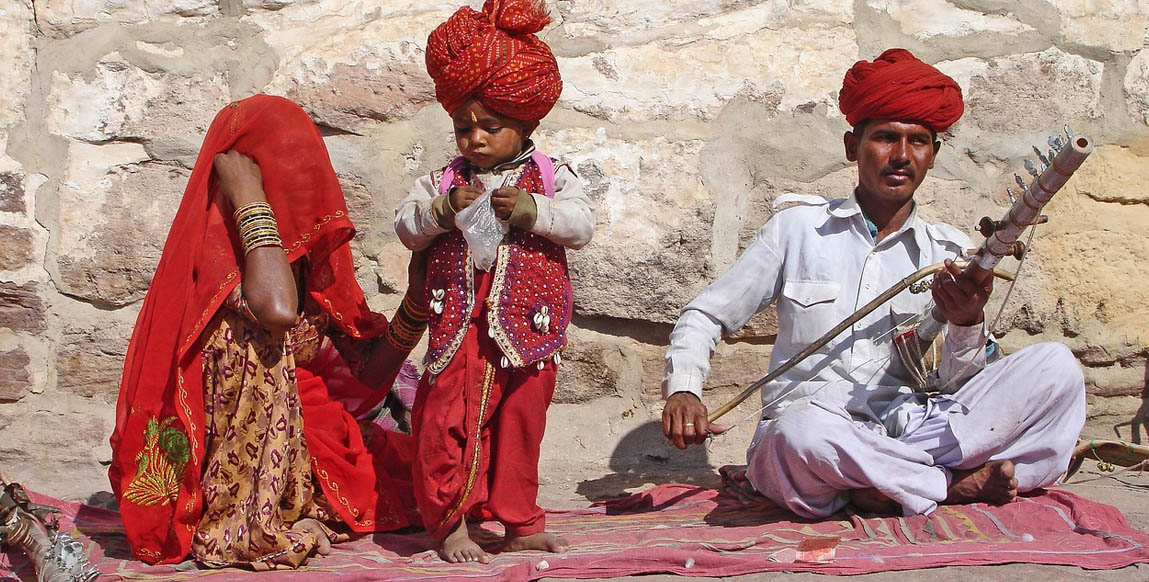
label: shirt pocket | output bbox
[780,280,841,345]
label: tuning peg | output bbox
[1015,173,1028,191]
[1024,159,1040,180]
[1006,188,1016,204]
[1064,123,1074,140]
[1009,241,1026,260]
[1033,146,1051,169]
[1048,135,1065,153]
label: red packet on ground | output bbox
[796,535,839,563]
[767,535,840,564]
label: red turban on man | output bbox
[839,48,964,133]
[425,0,562,122]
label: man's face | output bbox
[451,100,537,170]
[844,120,940,207]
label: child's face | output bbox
[451,100,538,170]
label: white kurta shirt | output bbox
[663,193,989,434]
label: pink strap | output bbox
[437,153,556,197]
[437,157,468,196]
[531,151,556,198]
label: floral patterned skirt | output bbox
[191,310,347,569]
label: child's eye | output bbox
[486,126,502,133]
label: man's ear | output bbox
[929,139,941,169]
[844,130,859,162]
[523,120,540,138]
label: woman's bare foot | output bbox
[291,518,332,556]
[945,460,1018,505]
[439,519,490,564]
[503,532,570,554]
[849,488,900,514]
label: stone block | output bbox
[0,225,35,271]
[1126,49,1149,127]
[553,0,852,41]
[1057,1,1149,52]
[0,282,45,334]
[45,54,230,160]
[0,170,25,213]
[858,0,1041,62]
[56,318,135,402]
[535,128,716,323]
[54,142,185,306]
[250,6,443,133]
[1084,360,1148,398]
[561,25,856,122]
[1029,183,1149,346]
[0,0,33,129]
[963,48,1104,136]
[34,0,217,38]
[0,348,31,402]
[0,408,113,500]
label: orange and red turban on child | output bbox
[425,0,562,122]
[839,48,965,133]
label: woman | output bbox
[108,95,425,569]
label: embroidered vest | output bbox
[424,152,572,375]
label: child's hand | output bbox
[450,185,483,212]
[491,187,522,221]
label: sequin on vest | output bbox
[423,156,572,375]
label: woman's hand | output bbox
[214,150,266,209]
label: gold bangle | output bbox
[233,201,273,221]
[237,213,276,230]
[244,236,282,255]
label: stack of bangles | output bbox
[234,201,283,254]
[385,293,428,351]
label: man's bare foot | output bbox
[503,532,570,554]
[291,518,332,556]
[945,460,1018,505]
[849,488,900,515]
[439,519,490,564]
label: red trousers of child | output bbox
[411,318,557,541]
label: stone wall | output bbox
[1,0,1147,500]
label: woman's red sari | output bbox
[108,95,409,565]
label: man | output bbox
[661,48,1086,518]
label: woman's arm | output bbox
[214,150,299,334]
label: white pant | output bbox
[745,342,1086,518]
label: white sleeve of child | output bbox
[395,174,451,251]
[528,164,595,249]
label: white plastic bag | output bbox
[454,189,509,271]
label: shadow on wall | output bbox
[575,421,724,502]
[1113,358,1149,444]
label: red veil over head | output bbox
[108,95,387,564]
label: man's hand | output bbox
[490,186,522,221]
[213,150,264,208]
[449,185,483,212]
[662,392,726,450]
[932,258,992,326]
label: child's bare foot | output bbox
[439,519,490,564]
[291,518,332,556]
[849,488,899,514]
[945,460,1018,505]
[503,532,570,554]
